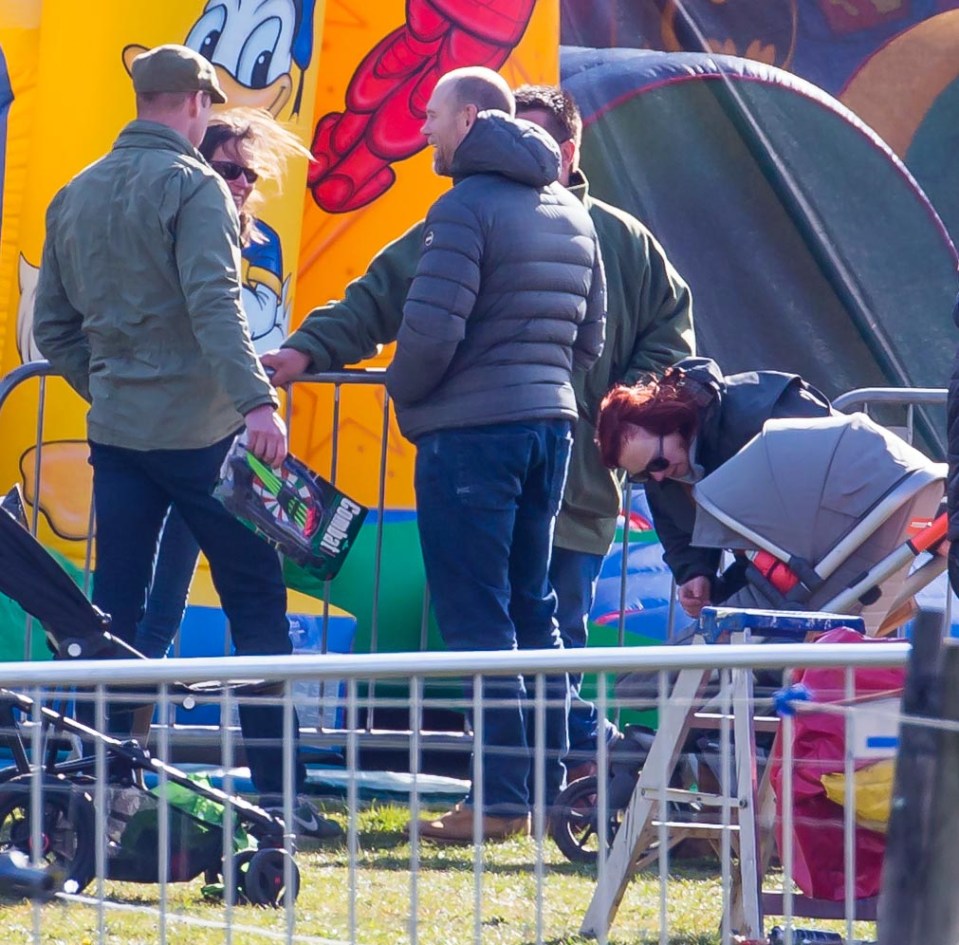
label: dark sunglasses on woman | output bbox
[210,160,259,184]
[627,433,670,483]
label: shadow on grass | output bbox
[357,852,599,876]
[517,937,719,945]
[313,830,724,882]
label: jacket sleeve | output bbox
[33,192,92,401]
[385,196,483,406]
[573,233,607,372]
[646,480,721,586]
[175,177,277,416]
[283,222,424,371]
[620,227,694,384]
[769,377,834,420]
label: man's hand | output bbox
[244,404,288,467]
[678,575,712,619]
[260,348,310,387]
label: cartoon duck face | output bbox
[185,0,296,114]
[124,0,315,118]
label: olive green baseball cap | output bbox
[131,44,227,104]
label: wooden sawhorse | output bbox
[580,607,866,941]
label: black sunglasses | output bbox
[627,434,670,484]
[211,160,259,185]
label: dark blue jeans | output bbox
[88,436,304,797]
[135,507,200,658]
[549,546,617,754]
[415,419,572,816]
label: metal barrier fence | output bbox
[0,640,914,944]
[0,362,947,667]
[0,364,953,943]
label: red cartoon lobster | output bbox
[309,0,536,212]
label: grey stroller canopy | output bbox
[691,412,946,617]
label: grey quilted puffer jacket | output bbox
[385,110,606,441]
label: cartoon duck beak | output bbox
[212,66,293,117]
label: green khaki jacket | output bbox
[556,173,694,553]
[284,170,693,554]
[34,120,277,451]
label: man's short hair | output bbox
[443,67,515,117]
[514,84,582,148]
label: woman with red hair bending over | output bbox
[595,357,832,617]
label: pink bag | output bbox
[768,627,903,900]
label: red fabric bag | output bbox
[768,627,904,900]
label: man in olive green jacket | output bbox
[263,84,693,765]
[33,45,341,839]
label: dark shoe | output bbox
[406,802,530,845]
[264,795,343,843]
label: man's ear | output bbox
[463,103,478,129]
[558,138,578,185]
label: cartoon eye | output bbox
[237,17,290,89]
[185,4,227,62]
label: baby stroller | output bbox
[0,499,302,905]
[550,412,947,862]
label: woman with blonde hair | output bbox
[199,108,312,349]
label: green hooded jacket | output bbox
[284,170,693,554]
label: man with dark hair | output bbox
[384,66,606,843]
[510,85,694,776]
[33,43,340,841]
[512,84,582,147]
[262,80,693,781]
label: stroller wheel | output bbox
[216,848,257,902]
[0,774,96,895]
[242,848,299,907]
[550,776,620,865]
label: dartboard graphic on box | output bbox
[215,438,368,581]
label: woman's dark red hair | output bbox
[596,367,703,469]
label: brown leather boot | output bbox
[407,803,530,845]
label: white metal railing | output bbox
[0,641,915,944]
[0,641,910,688]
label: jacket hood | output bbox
[673,357,725,450]
[673,357,725,402]
[450,111,560,187]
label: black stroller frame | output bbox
[0,501,303,906]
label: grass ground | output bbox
[0,802,875,945]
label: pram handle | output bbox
[909,511,948,555]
